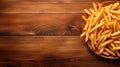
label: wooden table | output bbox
[0,0,120,67]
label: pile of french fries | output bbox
[80,2,120,57]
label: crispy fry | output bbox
[84,9,91,15]
[80,32,86,37]
[93,2,97,12]
[90,33,96,50]
[113,47,120,51]
[104,48,116,56]
[106,5,112,21]
[99,47,104,54]
[90,21,104,33]
[111,2,119,10]
[89,8,97,16]
[111,31,120,36]
[102,51,110,56]
[92,8,104,26]
[102,30,111,35]
[96,35,104,48]
[111,36,120,39]
[93,30,97,45]
[116,51,120,57]
[110,10,120,14]
[110,43,116,48]
[111,14,119,20]
[85,15,94,42]
[81,2,120,58]
[98,39,113,50]
[114,41,120,44]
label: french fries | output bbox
[80,2,120,58]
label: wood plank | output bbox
[0,0,119,13]
[0,13,84,36]
[0,2,92,13]
[0,36,120,67]
[0,0,119,3]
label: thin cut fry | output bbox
[102,30,111,35]
[80,32,86,37]
[84,9,91,15]
[98,39,113,50]
[111,14,119,20]
[93,30,97,45]
[110,10,120,14]
[102,51,110,56]
[111,31,120,36]
[92,8,104,26]
[114,41,120,44]
[89,8,97,16]
[85,15,94,42]
[90,21,104,33]
[93,2,97,12]
[116,51,120,57]
[111,2,119,9]
[104,48,116,56]
[113,47,120,51]
[81,2,120,58]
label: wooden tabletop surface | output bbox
[0,0,120,67]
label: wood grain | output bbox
[0,0,120,67]
[0,13,83,36]
[0,0,119,14]
[0,2,92,13]
[0,36,120,67]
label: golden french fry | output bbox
[80,32,86,37]
[93,30,97,45]
[110,43,116,48]
[97,2,103,11]
[116,21,120,31]
[110,10,120,14]
[90,21,104,33]
[89,8,97,16]
[85,15,94,42]
[102,30,111,35]
[81,15,88,23]
[111,14,120,20]
[89,33,96,50]
[114,41,120,44]
[96,35,104,48]
[99,47,104,54]
[103,13,109,23]
[102,51,110,56]
[104,48,116,56]
[84,9,91,15]
[106,5,112,21]
[93,2,97,12]
[116,51,120,57]
[111,2,119,9]
[97,29,103,37]
[113,47,120,51]
[111,31,120,36]
[92,8,104,26]
[111,36,120,39]
[98,39,113,50]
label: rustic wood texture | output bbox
[0,13,83,36]
[0,0,120,67]
[0,36,120,67]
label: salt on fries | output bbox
[80,2,120,58]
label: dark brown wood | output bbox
[0,36,120,67]
[0,2,92,13]
[0,13,83,36]
[0,0,120,67]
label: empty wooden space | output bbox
[0,0,120,67]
